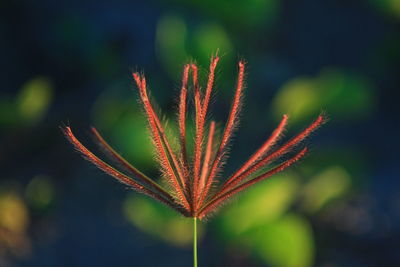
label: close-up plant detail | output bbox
[63,56,324,267]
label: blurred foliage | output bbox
[168,0,280,30]
[216,174,299,236]
[119,163,353,266]
[211,164,351,266]
[0,186,31,264]
[271,69,375,123]
[369,0,400,18]
[92,86,155,168]
[156,15,189,77]
[0,177,56,265]
[0,191,29,234]
[17,77,53,125]
[211,173,314,267]
[303,148,368,188]
[192,23,232,63]
[156,14,234,79]
[0,77,53,128]
[301,166,351,213]
[253,214,314,267]
[25,175,55,212]
[124,194,203,247]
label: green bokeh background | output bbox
[1,0,399,266]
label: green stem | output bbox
[193,217,198,267]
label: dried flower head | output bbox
[63,56,324,219]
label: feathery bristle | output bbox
[132,73,190,211]
[65,57,323,220]
[196,121,216,211]
[90,127,172,200]
[63,126,188,216]
[199,147,308,218]
[199,61,246,208]
[191,63,204,211]
[178,64,190,187]
[217,115,324,195]
[222,114,288,190]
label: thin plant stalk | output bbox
[193,217,198,267]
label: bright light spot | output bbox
[0,192,29,233]
[25,176,55,210]
[369,0,400,18]
[272,69,374,123]
[156,14,188,76]
[91,89,154,167]
[272,78,319,121]
[221,173,299,234]
[193,23,232,63]
[17,77,53,124]
[301,166,351,213]
[255,214,314,267]
[123,194,202,247]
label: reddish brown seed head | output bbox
[64,57,324,219]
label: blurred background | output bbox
[1,0,399,266]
